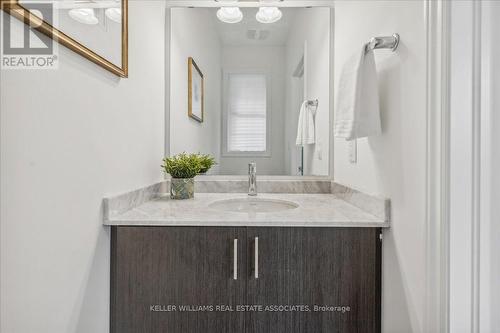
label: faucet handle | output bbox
[248,162,257,196]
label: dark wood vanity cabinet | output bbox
[111,227,247,333]
[111,227,381,333]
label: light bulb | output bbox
[105,7,121,23]
[68,8,98,25]
[216,7,243,24]
[256,7,282,24]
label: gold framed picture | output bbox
[188,57,204,123]
[1,0,128,78]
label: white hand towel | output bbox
[334,44,381,141]
[296,101,316,146]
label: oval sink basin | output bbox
[208,198,299,213]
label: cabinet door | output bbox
[245,227,381,333]
[111,226,247,333]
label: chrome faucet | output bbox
[248,162,257,196]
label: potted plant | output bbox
[162,153,202,199]
[197,154,217,175]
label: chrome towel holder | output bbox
[365,33,400,53]
[306,99,319,108]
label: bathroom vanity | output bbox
[104,178,390,333]
[102,3,395,330]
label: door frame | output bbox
[423,0,451,332]
[447,1,494,332]
[427,1,493,332]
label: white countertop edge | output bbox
[104,220,390,228]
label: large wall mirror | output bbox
[167,3,334,176]
[2,0,128,77]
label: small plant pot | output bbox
[170,178,194,200]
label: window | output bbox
[224,72,269,155]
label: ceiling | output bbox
[211,7,298,46]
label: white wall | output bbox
[169,8,222,173]
[284,66,304,176]
[333,1,427,332]
[0,2,165,332]
[285,7,330,176]
[218,46,286,175]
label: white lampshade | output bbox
[68,8,98,25]
[217,7,243,24]
[256,7,282,24]
[105,7,122,23]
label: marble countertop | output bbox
[104,192,389,228]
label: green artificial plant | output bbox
[197,154,217,174]
[162,153,202,179]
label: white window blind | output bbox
[227,73,267,152]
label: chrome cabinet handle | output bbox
[254,237,259,279]
[233,239,238,280]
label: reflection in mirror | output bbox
[169,7,331,176]
[19,0,124,69]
